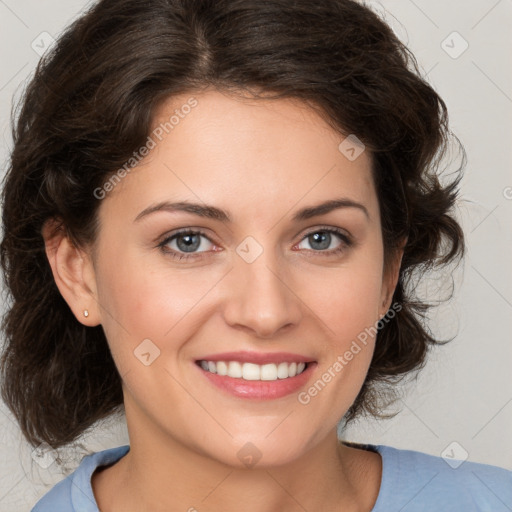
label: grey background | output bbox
[0,0,511,510]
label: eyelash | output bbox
[157,226,353,261]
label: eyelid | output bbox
[298,224,352,242]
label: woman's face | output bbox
[87,89,400,467]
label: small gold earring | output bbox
[83,310,89,318]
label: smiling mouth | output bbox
[195,360,314,381]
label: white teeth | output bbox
[216,361,228,376]
[228,361,242,378]
[261,363,278,380]
[242,363,260,380]
[277,362,289,379]
[199,360,307,380]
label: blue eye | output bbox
[158,229,214,260]
[158,226,353,261]
[296,227,352,257]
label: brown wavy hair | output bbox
[0,0,465,449]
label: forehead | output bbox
[102,89,378,225]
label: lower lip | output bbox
[195,362,318,400]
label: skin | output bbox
[43,88,403,512]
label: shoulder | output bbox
[31,445,130,512]
[368,443,512,512]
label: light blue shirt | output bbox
[31,443,512,511]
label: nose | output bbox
[222,250,303,339]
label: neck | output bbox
[93,399,380,512]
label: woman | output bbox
[1,0,510,510]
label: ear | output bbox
[42,218,101,326]
[379,237,407,318]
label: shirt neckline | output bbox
[71,444,130,511]
[340,441,396,512]
[70,443,394,512]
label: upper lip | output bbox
[196,351,315,365]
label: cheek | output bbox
[307,262,383,343]
[94,249,222,364]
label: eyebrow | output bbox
[134,197,370,223]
